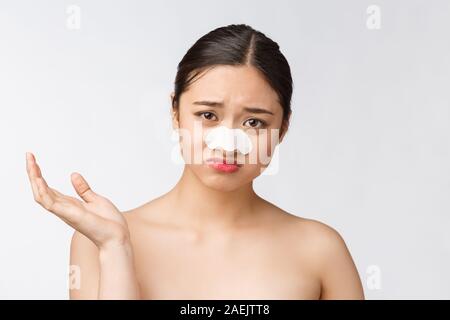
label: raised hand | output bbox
[25,152,130,250]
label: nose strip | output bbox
[204,125,253,155]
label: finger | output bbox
[35,177,66,215]
[35,177,57,211]
[26,152,44,186]
[35,177,79,224]
[26,152,35,180]
[71,172,98,203]
[26,152,42,202]
[27,167,41,201]
[26,152,42,179]
[27,153,57,199]
[29,177,41,202]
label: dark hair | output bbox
[172,24,293,136]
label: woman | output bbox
[25,24,365,299]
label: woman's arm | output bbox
[97,239,140,299]
[69,231,141,299]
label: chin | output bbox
[204,167,262,193]
[200,173,244,192]
[186,165,243,192]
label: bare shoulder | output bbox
[294,218,365,299]
[261,201,345,245]
[289,217,355,268]
[305,222,364,298]
[266,205,365,299]
[293,216,348,248]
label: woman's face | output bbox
[171,65,289,192]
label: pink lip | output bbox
[205,157,241,173]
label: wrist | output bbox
[98,238,133,259]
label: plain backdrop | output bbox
[1,0,449,299]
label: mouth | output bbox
[205,157,242,173]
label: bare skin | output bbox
[26,64,365,299]
[128,168,364,299]
[68,165,364,299]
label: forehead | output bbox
[181,65,281,111]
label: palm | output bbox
[68,194,126,227]
[26,152,129,249]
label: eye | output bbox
[196,111,217,121]
[243,118,266,128]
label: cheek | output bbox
[177,121,207,164]
[246,129,278,166]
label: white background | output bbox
[0,0,449,299]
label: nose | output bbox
[204,125,253,155]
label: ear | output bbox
[170,91,179,130]
[279,111,291,143]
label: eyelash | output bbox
[195,111,267,128]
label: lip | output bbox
[205,157,242,173]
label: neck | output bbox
[166,165,260,231]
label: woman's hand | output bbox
[25,152,130,251]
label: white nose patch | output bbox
[204,125,253,155]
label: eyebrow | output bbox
[192,100,274,116]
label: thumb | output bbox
[71,172,98,203]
